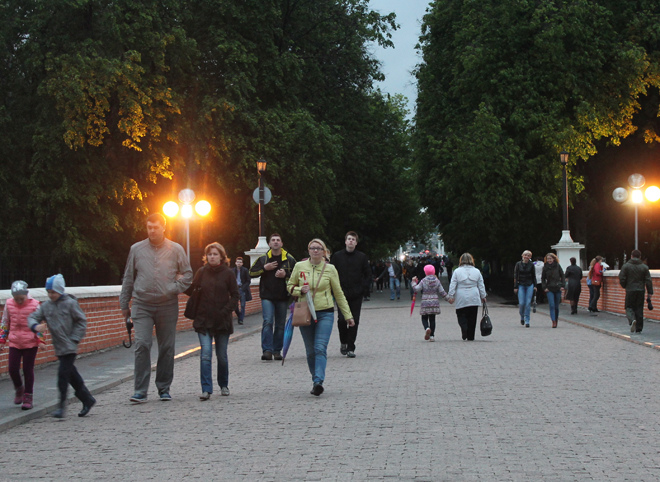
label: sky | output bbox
[368,0,432,118]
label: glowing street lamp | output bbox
[163,189,211,261]
[613,174,660,250]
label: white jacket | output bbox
[447,266,487,309]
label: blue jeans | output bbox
[198,331,229,393]
[261,299,288,353]
[236,290,247,321]
[547,291,562,322]
[389,278,401,300]
[299,311,334,385]
[517,284,535,324]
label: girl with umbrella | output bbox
[411,264,450,341]
[287,239,354,396]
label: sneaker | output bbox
[310,384,324,396]
[346,351,356,358]
[52,407,65,419]
[21,393,33,411]
[159,392,172,401]
[261,351,273,361]
[425,328,431,340]
[199,392,211,401]
[340,344,348,355]
[525,324,530,328]
[631,321,637,333]
[520,319,524,326]
[429,336,435,342]
[130,393,148,403]
[221,387,230,396]
[238,320,244,325]
[14,386,24,405]
[273,352,283,361]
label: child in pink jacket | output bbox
[0,281,44,410]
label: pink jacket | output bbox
[0,297,41,349]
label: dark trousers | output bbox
[456,306,479,340]
[446,267,453,280]
[337,297,363,352]
[625,291,646,331]
[8,346,38,393]
[422,314,436,336]
[535,283,545,303]
[588,285,601,311]
[57,354,93,407]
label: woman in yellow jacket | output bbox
[288,238,355,396]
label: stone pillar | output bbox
[244,236,269,269]
[551,230,585,270]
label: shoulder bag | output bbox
[184,267,204,320]
[480,301,492,337]
[292,263,326,327]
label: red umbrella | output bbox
[410,292,416,316]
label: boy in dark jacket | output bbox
[28,274,95,418]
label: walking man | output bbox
[619,249,653,333]
[376,260,402,300]
[120,213,193,402]
[249,233,296,360]
[232,257,252,325]
[330,231,371,358]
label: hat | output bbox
[424,264,436,276]
[11,280,28,297]
[45,274,66,295]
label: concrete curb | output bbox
[0,327,261,433]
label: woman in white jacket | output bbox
[447,253,488,340]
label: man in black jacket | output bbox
[619,249,654,333]
[249,234,296,360]
[232,257,251,325]
[330,231,371,358]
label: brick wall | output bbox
[0,284,262,376]
[562,270,660,320]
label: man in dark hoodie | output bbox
[330,232,371,358]
[619,249,654,333]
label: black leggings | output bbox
[456,306,479,340]
[421,315,436,336]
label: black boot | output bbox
[52,402,65,419]
[76,389,96,417]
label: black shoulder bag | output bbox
[480,301,492,337]
[184,267,204,320]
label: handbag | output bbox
[480,301,492,337]
[184,267,204,320]
[592,278,601,286]
[292,263,326,327]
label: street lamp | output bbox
[257,159,268,237]
[613,174,660,250]
[163,189,211,261]
[560,151,569,231]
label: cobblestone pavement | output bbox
[2,291,660,481]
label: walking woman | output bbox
[565,257,583,315]
[187,243,239,400]
[542,253,565,328]
[587,256,604,313]
[412,264,449,342]
[288,239,355,396]
[514,250,536,327]
[447,253,487,341]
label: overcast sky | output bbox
[368,0,432,118]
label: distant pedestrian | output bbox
[412,264,449,342]
[619,249,653,333]
[542,253,565,328]
[443,255,454,281]
[587,256,604,313]
[565,257,582,315]
[249,233,296,361]
[120,213,193,403]
[287,239,354,396]
[481,260,492,292]
[330,231,371,358]
[376,260,402,300]
[533,257,545,304]
[0,281,44,410]
[447,253,487,341]
[514,250,536,328]
[187,243,239,400]
[232,257,252,325]
[28,275,96,418]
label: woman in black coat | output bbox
[187,243,239,400]
[565,257,583,315]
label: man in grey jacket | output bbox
[120,213,193,402]
[619,249,654,333]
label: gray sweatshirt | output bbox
[120,238,193,309]
[28,294,86,356]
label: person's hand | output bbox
[346,318,355,327]
[122,308,131,321]
[264,261,278,271]
[482,298,487,304]
[35,323,47,332]
[0,344,5,353]
[275,269,286,278]
[514,288,518,294]
[447,297,454,304]
[301,284,310,294]
[544,289,549,293]
[175,273,183,281]
[412,276,418,284]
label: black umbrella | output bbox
[123,318,134,348]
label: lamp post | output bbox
[257,159,268,238]
[613,174,660,251]
[551,150,584,269]
[163,189,211,262]
[560,151,569,231]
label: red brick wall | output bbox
[562,271,660,320]
[0,286,262,376]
